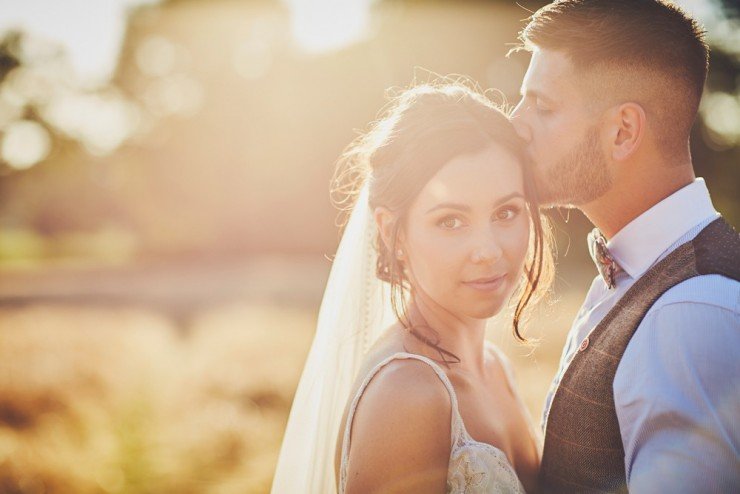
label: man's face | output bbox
[511,48,612,207]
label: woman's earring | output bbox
[396,249,404,260]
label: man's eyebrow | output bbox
[520,87,555,104]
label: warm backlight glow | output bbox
[1,120,51,169]
[286,0,372,54]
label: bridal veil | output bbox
[271,183,394,493]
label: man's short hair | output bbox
[518,0,709,156]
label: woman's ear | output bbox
[374,207,397,252]
[609,102,646,162]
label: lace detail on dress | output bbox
[339,352,526,493]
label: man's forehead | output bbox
[520,48,575,95]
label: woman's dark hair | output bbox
[332,80,554,366]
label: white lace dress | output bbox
[338,352,527,493]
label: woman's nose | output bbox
[470,231,504,264]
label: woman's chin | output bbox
[465,301,507,320]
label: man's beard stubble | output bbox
[534,125,613,208]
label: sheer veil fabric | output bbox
[271,183,395,493]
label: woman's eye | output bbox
[494,206,520,221]
[437,216,463,229]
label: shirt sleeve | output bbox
[614,277,740,493]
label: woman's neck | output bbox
[402,297,488,378]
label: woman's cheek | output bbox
[423,237,467,295]
[406,231,454,286]
[424,240,461,278]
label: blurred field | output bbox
[0,259,589,494]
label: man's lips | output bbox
[462,274,507,291]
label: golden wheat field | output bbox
[0,262,588,494]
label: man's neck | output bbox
[580,161,695,239]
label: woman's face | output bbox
[400,142,531,320]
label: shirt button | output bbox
[579,337,590,351]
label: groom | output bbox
[510,1,739,492]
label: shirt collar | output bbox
[606,178,719,279]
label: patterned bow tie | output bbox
[587,228,623,289]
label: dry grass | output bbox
[0,303,314,494]
[0,281,585,493]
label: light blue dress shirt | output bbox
[542,178,740,493]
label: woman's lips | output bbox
[463,273,507,292]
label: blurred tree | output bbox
[0,31,21,83]
[693,0,740,227]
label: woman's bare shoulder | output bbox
[354,353,453,432]
[364,355,452,405]
[343,356,452,492]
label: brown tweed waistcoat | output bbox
[539,217,740,493]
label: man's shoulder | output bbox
[619,274,739,369]
[647,273,739,316]
[617,276,739,399]
[622,274,739,370]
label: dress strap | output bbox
[338,352,466,492]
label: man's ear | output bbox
[374,207,398,252]
[609,102,646,161]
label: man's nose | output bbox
[510,102,532,143]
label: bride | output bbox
[272,81,554,493]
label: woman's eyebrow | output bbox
[426,202,470,214]
[425,192,524,214]
[492,192,525,207]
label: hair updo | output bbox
[332,81,554,365]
